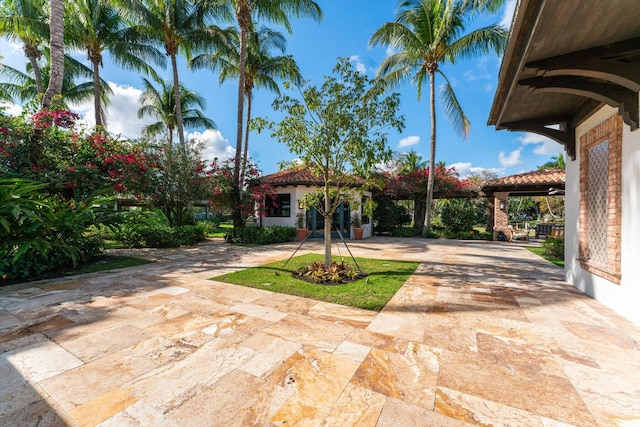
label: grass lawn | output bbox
[526,247,564,267]
[211,253,419,312]
[207,223,233,238]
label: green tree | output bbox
[229,0,322,228]
[538,152,565,169]
[137,76,216,147]
[191,24,301,187]
[397,149,427,174]
[42,0,64,108]
[0,50,113,110]
[0,0,49,95]
[370,0,507,235]
[65,0,165,129]
[255,58,404,267]
[122,0,233,150]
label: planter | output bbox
[353,227,364,240]
[296,228,310,242]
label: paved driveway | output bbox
[1,238,639,426]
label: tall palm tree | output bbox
[0,0,49,95]
[120,0,233,151]
[65,0,165,129]
[42,0,64,108]
[0,50,113,109]
[191,24,301,186]
[398,149,427,174]
[370,0,507,234]
[229,0,321,227]
[137,76,216,147]
[538,153,565,169]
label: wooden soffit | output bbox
[488,0,640,160]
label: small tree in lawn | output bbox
[255,58,404,267]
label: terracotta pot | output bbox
[354,227,364,240]
[296,229,309,242]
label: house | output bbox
[260,168,373,239]
[489,0,640,325]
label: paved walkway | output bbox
[1,238,639,426]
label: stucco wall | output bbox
[260,186,373,239]
[566,105,640,325]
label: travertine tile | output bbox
[230,302,288,322]
[97,400,178,427]
[307,301,376,328]
[240,332,301,378]
[366,311,427,342]
[333,341,371,362]
[352,343,440,409]
[377,397,470,427]
[321,382,386,426]
[263,313,353,352]
[3,339,83,383]
[69,387,138,427]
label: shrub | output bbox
[0,178,107,281]
[439,199,476,234]
[224,226,296,245]
[373,196,411,234]
[542,237,564,258]
[113,209,206,248]
[294,260,365,284]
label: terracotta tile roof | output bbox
[483,168,565,188]
[261,168,365,187]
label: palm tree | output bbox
[229,0,321,227]
[191,24,301,186]
[0,0,49,95]
[120,0,233,151]
[370,0,507,235]
[65,0,165,129]
[398,149,427,174]
[0,50,113,109]
[42,0,64,108]
[538,153,565,169]
[137,76,216,147]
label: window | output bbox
[265,194,291,217]
[578,115,622,283]
[361,196,371,224]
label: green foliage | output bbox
[373,196,411,234]
[112,209,205,248]
[541,237,564,259]
[295,260,364,284]
[224,226,296,245]
[439,199,476,233]
[0,178,107,281]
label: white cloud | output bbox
[498,148,523,167]
[519,132,563,155]
[187,129,235,164]
[449,162,504,179]
[0,102,22,116]
[500,0,517,29]
[398,135,420,148]
[349,55,367,74]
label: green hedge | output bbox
[542,237,564,258]
[112,209,206,248]
[224,226,296,245]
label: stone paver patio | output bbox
[1,238,639,426]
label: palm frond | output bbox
[439,71,470,139]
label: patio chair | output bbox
[507,225,529,241]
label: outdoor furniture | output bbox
[508,225,530,241]
[535,223,564,239]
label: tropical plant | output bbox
[255,58,404,267]
[370,0,507,235]
[0,0,49,95]
[191,24,301,187]
[0,51,113,109]
[137,77,215,147]
[65,0,165,128]
[538,152,565,169]
[120,0,234,150]
[42,0,64,108]
[228,0,322,228]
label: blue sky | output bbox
[0,0,562,178]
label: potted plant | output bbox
[351,212,364,240]
[296,211,309,241]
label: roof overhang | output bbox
[488,0,640,160]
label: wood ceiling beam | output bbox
[529,58,640,92]
[499,117,576,160]
[519,76,639,131]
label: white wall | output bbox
[260,186,373,239]
[565,105,640,326]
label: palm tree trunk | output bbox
[171,54,185,152]
[422,71,437,236]
[240,91,252,188]
[24,43,44,95]
[91,56,104,129]
[42,0,64,108]
[232,2,250,229]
